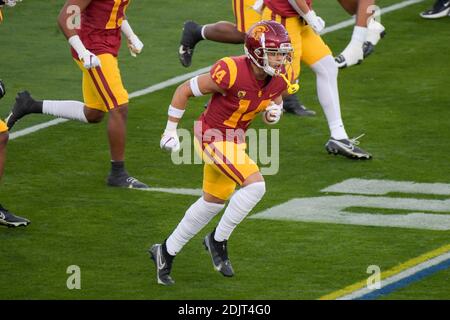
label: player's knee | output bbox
[84,108,105,123]
[0,132,9,147]
[312,55,338,78]
[245,181,266,200]
[110,105,128,120]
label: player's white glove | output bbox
[262,102,283,125]
[160,130,180,152]
[127,34,144,57]
[121,20,144,57]
[303,10,325,34]
[79,50,102,69]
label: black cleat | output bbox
[179,21,203,67]
[420,0,450,19]
[149,243,175,286]
[362,30,386,58]
[203,231,234,277]
[0,205,30,228]
[5,91,41,130]
[107,174,149,189]
[325,134,372,160]
[282,95,316,117]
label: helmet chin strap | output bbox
[280,73,300,94]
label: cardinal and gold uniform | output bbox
[72,0,130,111]
[194,56,288,200]
[263,0,332,80]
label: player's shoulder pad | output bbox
[210,57,238,91]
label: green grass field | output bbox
[0,0,449,300]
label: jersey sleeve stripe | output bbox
[221,57,238,89]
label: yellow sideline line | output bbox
[319,244,450,300]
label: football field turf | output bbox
[0,0,449,300]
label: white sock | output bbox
[43,100,88,123]
[201,25,208,40]
[214,181,266,242]
[165,197,224,256]
[350,26,367,47]
[310,56,348,140]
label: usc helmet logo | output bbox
[251,25,269,41]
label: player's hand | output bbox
[79,50,101,69]
[303,10,325,34]
[262,102,283,125]
[127,34,144,57]
[160,130,180,152]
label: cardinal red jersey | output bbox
[195,56,288,144]
[264,0,312,17]
[71,0,130,59]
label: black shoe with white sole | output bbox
[5,91,42,130]
[179,21,203,67]
[420,0,450,19]
[203,231,234,277]
[325,134,372,160]
[282,95,316,117]
[0,205,30,228]
[149,243,175,286]
[107,174,149,189]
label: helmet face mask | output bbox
[245,21,293,76]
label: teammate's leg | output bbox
[302,27,372,159]
[335,0,386,68]
[179,21,245,67]
[0,129,30,227]
[178,0,261,67]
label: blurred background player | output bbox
[264,0,371,159]
[5,0,148,189]
[420,0,450,18]
[178,0,316,117]
[150,21,292,285]
[334,0,386,69]
[0,80,30,227]
[0,0,22,22]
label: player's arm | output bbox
[160,74,224,152]
[121,16,144,57]
[57,0,101,69]
[288,0,325,34]
[57,0,91,39]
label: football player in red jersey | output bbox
[5,0,148,189]
[0,80,30,227]
[150,21,293,286]
[264,0,372,159]
[0,0,22,22]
